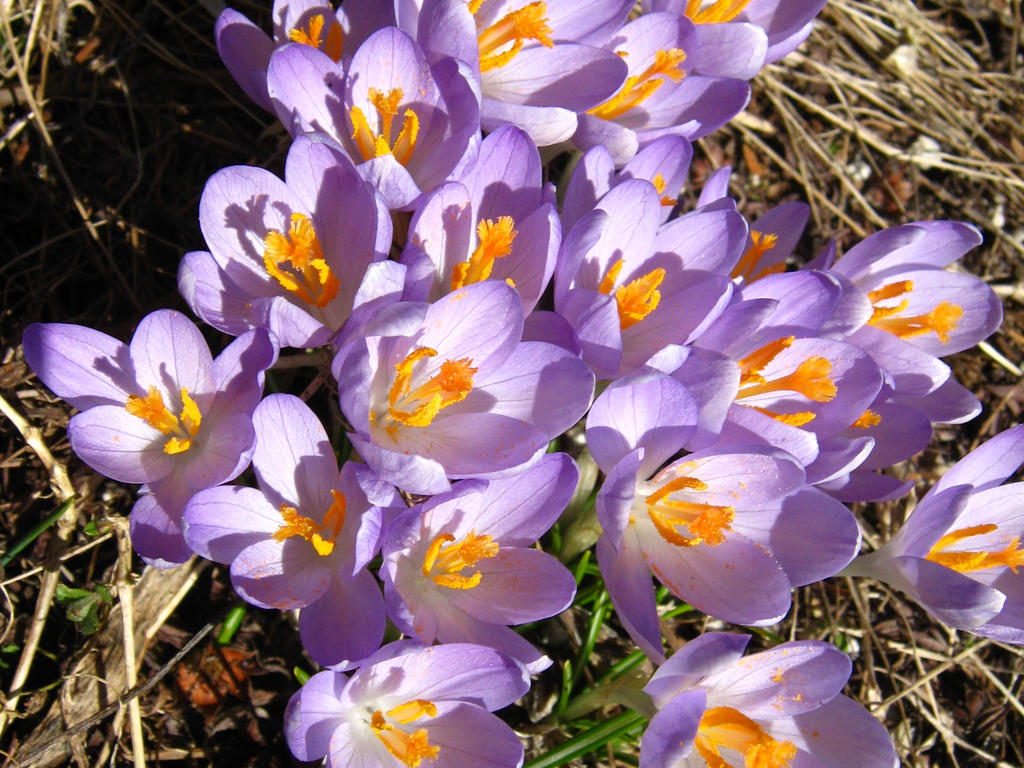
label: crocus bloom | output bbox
[267,27,479,209]
[588,373,860,659]
[184,394,389,667]
[845,426,1024,643]
[640,632,898,768]
[22,310,277,566]
[333,280,594,496]
[285,641,529,768]
[180,135,396,349]
[382,453,578,672]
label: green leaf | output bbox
[525,710,647,768]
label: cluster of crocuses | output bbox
[21,0,1022,765]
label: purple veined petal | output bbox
[522,309,582,354]
[668,448,805,506]
[639,525,792,627]
[819,271,874,339]
[545,0,634,44]
[645,633,751,706]
[942,483,1024,537]
[130,310,214,403]
[664,346,739,451]
[597,448,644,551]
[129,491,193,568]
[271,0,337,43]
[356,644,530,711]
[215,8,275,111]
[181,409,257,493]
[458,125,542,223]
[449,547,576,624]
[635,75,751,141]
[230,537,332,610]
[896,374,981,425]
[352,460,402,509]
[178,251,264,337]
[586,373,696,476]
[930,425,1024,495]
[68,406,173,484]
[556,288,622,378]
[421,702,525,768]
[803,435,874,486]
[325,721,381,768]
[654,198,745,275]
[184,485,281,563]
[718,405,820,467]
[893,484,974,558]
[353,503,385,575]
[337,0,397,55]
[252,393,339,512]
[846,324,951,399]
[639,689,705,768]
[339,260,409,346]
[851,399,932,471]
[301,569,386,669]
[696,165,732,206]
[434,601,552,675]
[765,693,898,768]
[349,432,451,496]
[493,204,560,314]
[572,112,641,165]
[820,470,914,504]
[467,340,595,438]
[703,640,851,719]
[597,532,664,661]
[694,296,777,358]
[353,153,424,210]
[554,207,608,304]
[404,181,474,297]
[688,22,767,79]
[416,0,480,68]
[261,294,332,348]
[582,180,663,282]
[284,669,348,762]
[208,327,278,416]
[562,144,615,232]
[448,453,578,545]
[22,322,135,410]
[481,98,579,147]
[737,270,839,336]
[836,221,982,281]
[267,43,346,139]
[971,557,1024,643]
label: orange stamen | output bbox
[263,212,340,308]
[385,348,477,429]
[685,0,754,24]
[597,258,665,329]
[421,530,499,589]
[732,231,778,282]
[474,1,553,72]
[867,280,963,344]
[451,216,518,290]
[588,48,686,121]
[350,87,419,164]
[645,475,734,547]
[651,173,678,208]
[927,524,1024,574]
[371,703,439,767]
[288,13,343,62]
[272,489,347,557]
[696,706,796,768]
[125,386,202,455]
[851,409,881,428]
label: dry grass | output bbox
[1,0,1023,765]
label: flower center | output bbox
[371,700,439,767]
[736,337,836,427]
[470,0,553,73]
[926,523,1024,574]
[263,212,340,308]
[451,216,518,290]
[731,231,781,283]
[272,489,346,557]
[350,87,420,165]
[866,280,963,343]
[381,347,477,430]
[651,173,678,209]
[644,474,735,547]
[696,706,797,768]
[125,386,201,455]
[850,409,881,428]
[588,48,686,121]
[598,258,666,330]
[288,13,343,62]
[421,530,500,589]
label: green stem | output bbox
[1,498,73,567]
[525,710,648,768]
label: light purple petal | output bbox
[231,537,332,609]
[639,690,704,768]
[129,491,193,567]
[598,532,663,661]
[184,485,281,563]
[68,406,173,483]
[301,569,386,669]
[284,669,347,762]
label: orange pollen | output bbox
[474,1,553,73]
[851,409,882,428]
[738,353,837,403]
[926,524,1024,574]
[451,216,518,290]
[732,231,779,282]
[263,212,339,308]
[272,490,346,557]
[749,406,817,428]
[652,173,678,207]
[125,386,202,455]
[867,279,963,343]
[350,87,419,165]
[738,336,794,386]
[696,706,797,768]
[685,0,754,24]
[645,475,734,547]
[588,48,686,120]
[385,348,477,429]
[371,701,439,767]
[597,258,665,329]
[421,530,499,590]
[288,13,343,62]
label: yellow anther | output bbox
[851,409,881,428]
[867,280,964,344]
[927,524,1024,574]
[588,48,686,121]
[652,173,678,207]
[739,355,837,403]
[685,0,754,24]
[732,231,779,282]
[738,336,794,386]
[451,216,518,290]
[272,489,347,557]
[696,706,797,768]
[749,406,817,428]
[385,348,477,429]
[422,530,499,589]
[263,213,340,308]
[125,386,202,455]
[387,700,438,724]
[645,475,734,547]
[598,258,625,295]
[475,2,553,73]
[597,258,665,329]
[350,87,420,164]
[288,13,343,62]
[371,705,440,767]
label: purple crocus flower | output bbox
[180,135,396,349]
[587,373,860,659]
[285,641,529,768]
[640,632,898,768]
[333,280,594,496]
[382,453,578,673]
[267,27,479,209]
[845,426,1024,643]
[401,125,560,313]
[22,310,277,566]
[184,394,390,667]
